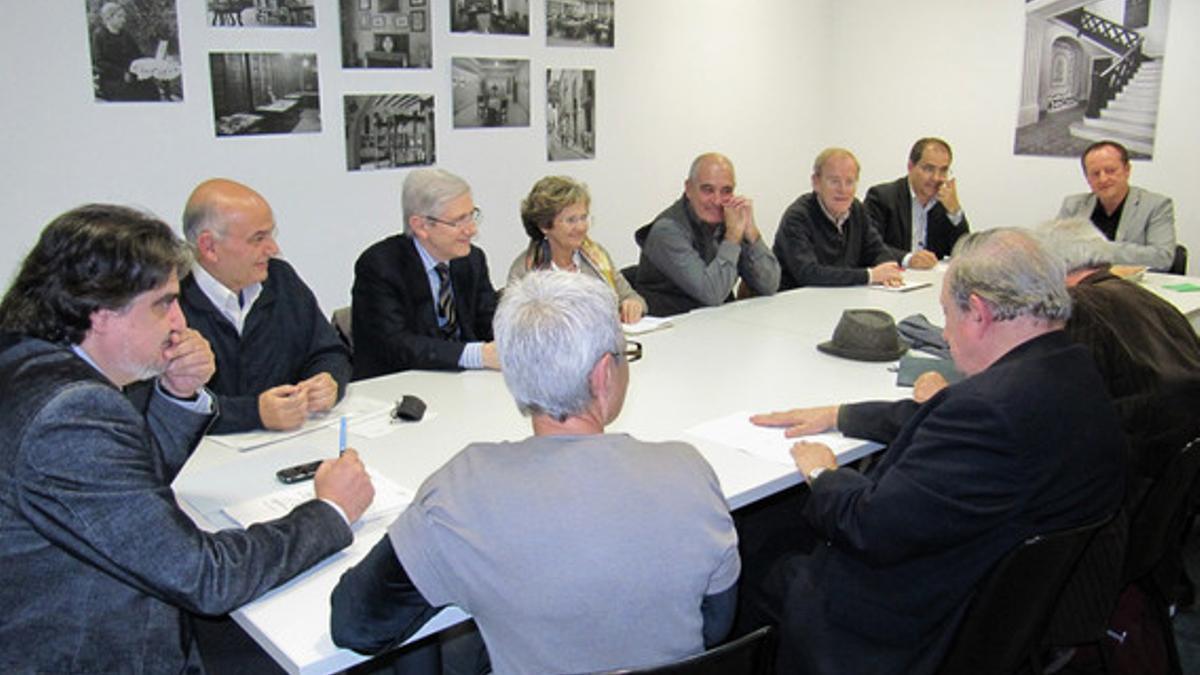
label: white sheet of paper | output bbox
[623,316,673,335]
[686,410,864,466]
[207,396,394,451]
[223,470,413,528]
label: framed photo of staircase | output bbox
[1013,0,1171,159]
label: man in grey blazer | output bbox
[0,204,374,673]
[1057,140,1176,270]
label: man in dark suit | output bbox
[747,228,1126,674]
[180,179,351,433]
[864,137,969,267]
[352,168,499,380]
[0,204,374,673]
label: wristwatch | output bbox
[807,467,829,483]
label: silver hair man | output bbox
[946,227,1072,322]
[402,168,472,234]
[494,271,624,421]
[1032,218,1119,273]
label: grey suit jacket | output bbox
[1057,186,1176,270]
[0,335,353,673]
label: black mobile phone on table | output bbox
[276,459,323,484]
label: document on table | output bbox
[870,279,932,293]
[207,395,394,451]
[223,470,413,528]
[686,410,864,466]
[623,315,673,335]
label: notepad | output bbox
[686,410,865,467]
[223,470,413,528]
[623,316,673,335]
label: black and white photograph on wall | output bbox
[546,0,613,48]
[1014,0,1170,159]
[206,1,317,28]
[344,94,436,171]
[209,52,321,136]
[547,68,594,161]
[452,57,530,128]
[86,0,183,102]
[450,0,529,36]
[339,0,432,69]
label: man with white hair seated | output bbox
[352,168,499,379]
[1036,217,1200,481]
[330,272,741,673]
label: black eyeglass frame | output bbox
[423,207,482,228]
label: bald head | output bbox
[183,179,279,292]
[688,152,735,184]
[183,179,271,244]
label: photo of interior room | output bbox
[344,94,435,170]
[451,57,530,128]
[209,52,320,136]
[339,0,432,69]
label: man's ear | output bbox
[195,230,218,263]
[87,307,118,337]
[967,293,994,333]
[408,214,428,240]
[588,352,615,412]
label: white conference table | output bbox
[173,265,1200,674]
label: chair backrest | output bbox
[1123,435,1200,588]
[936,515,1111,675]
[331,306,353,353]
[1168,244,1188,275]
[591,626,774,675]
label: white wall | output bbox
[1,0,1195,316]
[829,0,1197,268]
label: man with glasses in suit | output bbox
[352,169,499,379]
[865,137,970,268]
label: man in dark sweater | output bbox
[773,147,905,289]
[180,179,351,433]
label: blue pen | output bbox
[338,415,347,456]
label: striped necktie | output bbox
[435,263,457,338]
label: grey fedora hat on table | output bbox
[817,309,910,362]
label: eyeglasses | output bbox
[917,163,953,180]
[425,207,482,228]
[624,340,643,363]
[557,213,590,226]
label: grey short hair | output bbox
[181,202,221,245]
[1032,218,1117,272]
[100,2,124,22]
[946,228,1071,322]
[494,271,624,421]
[812,147,860,178]
[401,169,471,234]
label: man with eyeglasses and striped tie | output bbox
[352,168,499,380]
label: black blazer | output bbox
[864,176,969,259]
[775,332,1126,674]
[351,234,497,380]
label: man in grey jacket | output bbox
[1057,139,1176,270]
[0,204,374,673]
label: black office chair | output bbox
[588,626,774,675]
[935,515,1111,675]
[1168,244,1188,275]
[1114,436,1200,674]
[620,264,638,289]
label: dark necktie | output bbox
[435,263,457,338]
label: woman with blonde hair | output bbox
[508,176,646,323]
